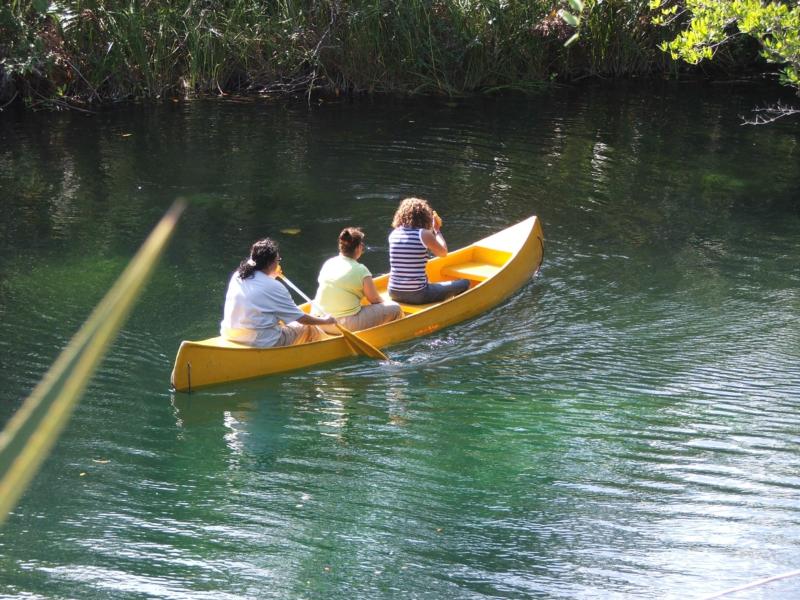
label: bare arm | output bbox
[362,276,384,304]
[297,314,336,326]
[420,228,448,257]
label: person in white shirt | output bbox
[220,238,335,347]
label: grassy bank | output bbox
[0,0,762,108]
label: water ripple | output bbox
[3,91,800,599]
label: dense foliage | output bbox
[652,0,799,121]
[0,0,779,108]
[655,0,799,90]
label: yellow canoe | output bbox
[170,215,544,391]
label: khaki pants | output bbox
[275,322,326,347]
[321,302,403,335]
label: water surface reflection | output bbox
[1,84,799,598]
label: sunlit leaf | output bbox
[558,9,580,27]
[568,0,584,14]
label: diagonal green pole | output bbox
[0,199,186,524]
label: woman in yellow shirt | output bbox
[315,227,403,333]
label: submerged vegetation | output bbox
[0,0,789,109]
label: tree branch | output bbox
[742,101,800,125]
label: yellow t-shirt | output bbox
[315,255,371,317]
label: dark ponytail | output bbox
[237,238,279,279]
[338,227,364,257]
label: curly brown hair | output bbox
[391,197,434,229]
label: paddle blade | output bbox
[337,325,388,360]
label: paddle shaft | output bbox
[278,275,327,316]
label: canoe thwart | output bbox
[440,261,501,282]
[377,291,439,315]
[396,301,440,315]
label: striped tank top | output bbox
[388,227,428,292]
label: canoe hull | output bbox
[171,216,544,391]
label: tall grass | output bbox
[576,0,666,77]
[326,0,557,94]
[0,0,704,106]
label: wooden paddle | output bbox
[278,274,388,361]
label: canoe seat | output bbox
[440,261,501,282]
[395,301,439,315]
[378,291,439,315]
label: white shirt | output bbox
[220,271,304,347]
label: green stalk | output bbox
[0,200,186,525]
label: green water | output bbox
[1,83,799,599]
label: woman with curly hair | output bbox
[387,197,470,304]
[220,238,335,347]
[314,227,403,333]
